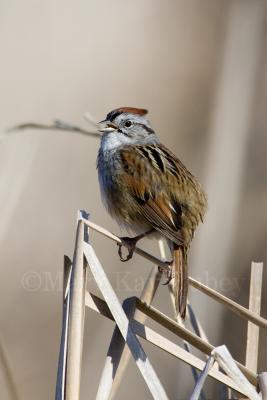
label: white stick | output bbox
[83,218,267,330]
[85,291,248,396]
[83,242,168,400]
[65,212,87,400]
[246,262,263,372]
[190,345,261,400]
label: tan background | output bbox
[0,1,267,399]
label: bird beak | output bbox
[98,121,117,134]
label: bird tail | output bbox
[172,245,188,319]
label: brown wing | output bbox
[119,143,207,245]
[119,144,194,245]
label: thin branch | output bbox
[6,119,101,138]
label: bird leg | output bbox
[118,229,154,262]
[159,261,174,285]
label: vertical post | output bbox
[55,256,72,400]
[245,262,263,372]
[259,373,267,400]
[65,211,88,400]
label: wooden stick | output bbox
[96,297,137,400]
[190,345,260,400]
[189,276,267,331]
[55,256,72,400]
[259,372,267,400]
[85,292,249,396]
[83,242,168,399]
[65,212,87,400]
[109,267,162,400]
[83,219,267,330]
[82,219,168,269]
[245,262,263,372]
[135,299,257,386]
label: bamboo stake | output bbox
[96,297,137,400]
[190,346,260,400]
[83,219,267,330]
[85,292,249,396]
[245,262,263,372]
[83,241,168,399]
[109,267,162,400]
[259,372,267,400]
[65,212,87,400]
[96,239,161,398]
[135,299,257,386]
[82,219,168,270]
[55,256,72,400]
[189,277,267,330]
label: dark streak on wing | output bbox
[160,147,179,177]
[171,199,183,229]
[119,145,185,246]
[148,146,165,172]
[138,147,152,162]
[134,191,150,205]
[140,201,184,245]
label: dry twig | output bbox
[5,119,100,139]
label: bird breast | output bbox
[97,146,150,233]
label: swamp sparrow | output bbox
[97,107,207,318]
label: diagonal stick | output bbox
[83,219,267,330]
[83,241,168,399]
[85,291,250,396]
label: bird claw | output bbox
[117,237,137,262]
[158,261,173,285]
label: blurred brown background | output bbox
[0,1,267,399]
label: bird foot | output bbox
[117,229,155,262]
[118,236,139,262]
[158,261,174,285]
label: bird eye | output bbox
[124,120,132,128]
